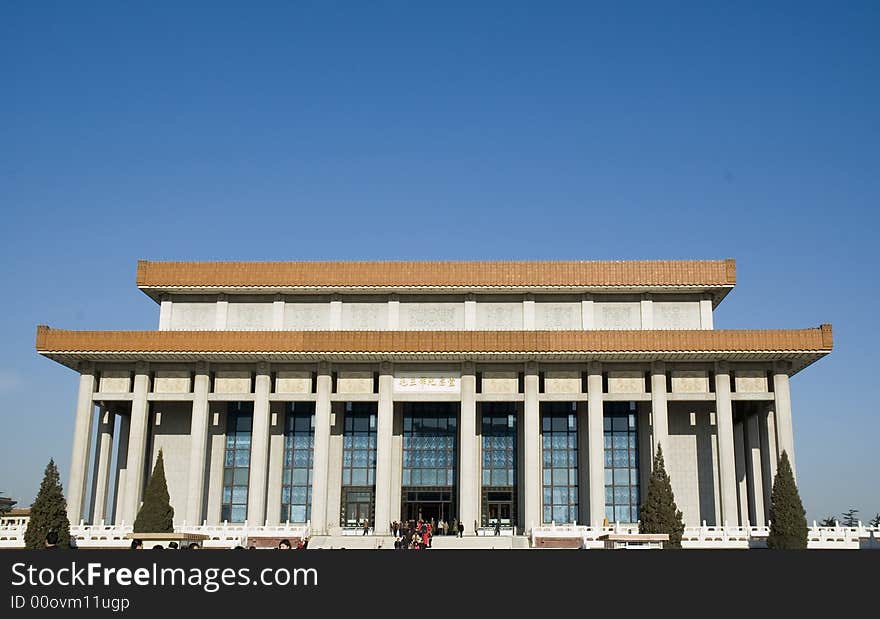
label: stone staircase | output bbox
[308,535,396,550]
[429,535,531,550]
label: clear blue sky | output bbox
[1,1,877,522]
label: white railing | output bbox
[3,519,877,550]
[0,520,312,550]
[531,521,880,550]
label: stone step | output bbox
[308,535,396,550]
[429,535,531,550]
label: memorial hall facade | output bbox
[36,259,832,535]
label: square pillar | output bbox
[310,363,333,534]
[458,362,478,534]
[89,406,115,524]
[587,362,605,526]
[266,402,286,525]
[373,362,395,535]
[185,366,210,524]
[758,405,778,523]
[67,363,96,524]
[714,362,738,525]
[576,400,590,525]
[522,362,541,532]
[650,361,668,458]
[122,364,151,524]
[733,420,748,525]
[745,410,766,526]
[247,364,271,525]
[773,361,796,478]
[112,412,131,525]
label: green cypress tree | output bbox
[767,451,807,549]
[133,449,175,533]
[24,459,71,549]
[639,445,685,548]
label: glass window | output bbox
[281,402,315,523]
[221,402,252,523]
[402,403,457,488]
[541,402,578,524]
[604,403,640,523]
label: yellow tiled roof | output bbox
[136,259,737,289]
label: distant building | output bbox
[37,259,831,534]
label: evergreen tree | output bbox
[767,451,807,549]
[133,450,174,533]
[639,445,685,548]
[24,459,71,549]
[840,508,859,528]
[818,516,837,527]
[870,513,880,528]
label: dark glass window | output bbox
[340,403,377,527]
[481,402,517,527]
[402,403,457,488]
[281,402,315,523]
[541,402,578,524]
[604,402,640,523]
[221,402,252,523]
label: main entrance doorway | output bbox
[402,489,455,523]
[400,403,458,523]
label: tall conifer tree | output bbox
[133,449,175,533]
[24,459,71,549]
[639,445,685,548]
[767,451,808,549]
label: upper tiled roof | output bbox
[136,259,737,290]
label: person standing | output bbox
[494,519,501,536]
[362,518,370,536]
[459,519,465,538]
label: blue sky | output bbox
[1,1,877,522]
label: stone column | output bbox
[329,295,343,329]
[700,295,714,329]
[576,401,590,525]
[390,404,403,523]
[714,362,738,525]
[522,362,541,532]
[758,405,778,522]
[522,294,535,330]
[458,362,478,534]
[112,413,131,524]
[266,403,286,525]
[215,294,228,329]
[387,295,400,330]
[247,364,271,525]
[773,361,796,478]
[272,294,284,329]
[650,361,668,459]
[587,362,605,526]
[373,362,395,535]
[733,420,748,526]
[745,411,765,526]
[464,294,477,330]
[185,366,210,525]
[67,364,96,524]
[640,294,654,329]
[89,406,116,524]
[158,295,172,330]
[310,363,333,534]
[123,364,151,524]
[581,294,594,329]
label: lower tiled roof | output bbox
[36,324,832,354]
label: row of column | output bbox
[68,360,797,532]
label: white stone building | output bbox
[36,259,832,536]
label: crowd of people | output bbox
[390,517,466,549]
